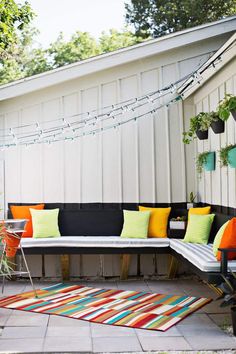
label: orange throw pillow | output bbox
[217,217,236,261]
[10,204,45,237]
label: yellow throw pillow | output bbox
[139,206,171,238]
[188,206,211,219]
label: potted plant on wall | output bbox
[209,111,225,134]
[182,112,211,144]
[219,144,236,168]
[187,192,197,209]
[196,151,216,177]
[170,216,187,230]
[217,94,236,121]
[0,222,14,278]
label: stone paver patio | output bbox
[0,278,235,353]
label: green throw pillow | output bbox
[30,208,61,238]
[183,214,215,244]
[213,221,229,256]
[120,210,151,239]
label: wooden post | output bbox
[120,254,131,280]
[60,255,70,281]
[167,255,179,279]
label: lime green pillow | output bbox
[120,210,151,239]
[30,208,61,238]
[183,214,215,244]
[213,221,229,256]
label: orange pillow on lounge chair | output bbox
[217,217,236,261]
[10,204,45,237]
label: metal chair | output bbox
[0,219,37,298]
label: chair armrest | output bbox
[218,248,236,276]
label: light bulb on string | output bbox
[170,84,177,94]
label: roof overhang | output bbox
[0,16,236,102]
[178,32,236,99]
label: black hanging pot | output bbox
[231,110,236,121]
[196,129,208,140]
[211,119,225,134]
[231,306,236,336]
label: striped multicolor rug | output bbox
[0,283,211,331]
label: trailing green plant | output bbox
[182,112,211,144]
[0,222,14,278]
[189,192,196,203]
[219,144,236,167]
[196,151,210,176]
[170,216,186,221]
[217,94,236,121]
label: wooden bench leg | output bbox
[207,282,224,296]
[168,255,179,279]
[60,255,70,281]
[120,254,131,280]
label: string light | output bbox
[0,41,235,149]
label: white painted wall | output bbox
[0,36,228,207]
[0,34,233,278]
[186,57,236,208]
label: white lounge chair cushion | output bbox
[21,236,170,248]
[170,239,236,272]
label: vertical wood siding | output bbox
[0,40,228,277]
[191,58,236,208]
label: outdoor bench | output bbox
[8,203,235,286]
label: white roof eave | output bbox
[0,15,236,102]
[178,32,236,99]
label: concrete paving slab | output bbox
[135,326,181,337]
[43,336,92,352]
[92,336,142,352]
[6,314,49,327]
[209,313,232,327]
[0,338,44,353]
[46,326,90,337]
[184,335,236,350]
[91,322,136,337]
[1,326,46,338]
[138,336,192,351]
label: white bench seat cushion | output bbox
[21,236,170,248]
[170,239,236,272]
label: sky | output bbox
[27,0,130,48]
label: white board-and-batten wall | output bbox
[184,57,236,209]
[0,34,232,278]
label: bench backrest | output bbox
[8,203,233,240]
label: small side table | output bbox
[0,219,37,298]
[168,220,186,239]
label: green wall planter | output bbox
[204,152,215,171]
[228,147,236,168]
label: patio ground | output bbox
[0,277,235,353]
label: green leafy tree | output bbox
[125,0,236,38]
[0,27,145,84]
[48,31,99,68]
[99,29,144,53]
[0,0,34,58]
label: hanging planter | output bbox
[228,147,236,168]
[217,94,236,122]
[204,151,215,171]
[210,112,225,134]
[196,151,215,177]
[196,129,208,140]
[219,144,236,168]
[231,111,236,121]
[183,112,211,144]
